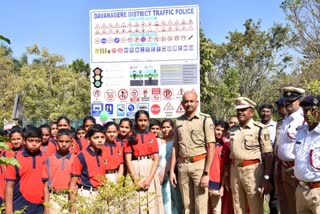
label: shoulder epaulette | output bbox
[253,121,266,128]
[199,112,210,118]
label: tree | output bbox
[200,19,296,119]
[69,58,90,76]
[281,0,320,95]
[19,45,91,120]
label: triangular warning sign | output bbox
[128,22,133,27]
[115,23,120,28]
[95,24,100,29]
[161,27,166,32]
[102,30,107,35]
[167,20,173,26]
[148,28,153,32]
[121,22,126,27]
[177,88,184,96]
[164,102,174,110]
[108,23,113,28]
[167,26,173,32]
[181,19,186,25]
[141,21,145,27]
[188,19,193,25]
[176,103,185,113]
[161,20,166,26]
[102,23,107,29]
[148,21,153,26]
[175,26,180,31]
[154,21,159,26]
[95,30,100,35]
[109,29,113,34]
[181,26,186,31]
[134,22,140,27]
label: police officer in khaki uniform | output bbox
[230,97,273,214]
[294,95,320,213]
[170,90,215,214]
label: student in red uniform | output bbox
[42,128,75,214]
[39,124,57,157]
[9,128,24,151]
[75,127,86,140]
[75,116,96,152]
[50,122,58,138]
[82,116,96,135]
[208,120,231,214]
[124,110,164,214]
[69,124,107,211]
[5,126,45,214]
[56,116,80,154]
[102,122,124,183]
[117,118,133,147]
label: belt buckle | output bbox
[185,156,192,163]
[234,160,242,167]
[299,181,309,189]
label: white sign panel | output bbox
[90,5,200,119]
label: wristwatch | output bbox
[202,171,208,176]
[264,175,270,180]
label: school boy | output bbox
[42,129,75,214]
[5,126,45,214]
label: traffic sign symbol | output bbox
[163,102,174,111]
[151,104,160,115]
[163,89,173,98]
[118,89,128,100]
[104,89,116,101]
[176,103,185,113]
[105,104,114,115]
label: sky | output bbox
[0,0,287,64]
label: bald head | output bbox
[182,91,199,116]
[182,90,198,101]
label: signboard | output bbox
[90,5,200,118]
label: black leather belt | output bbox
[132,155,151,160]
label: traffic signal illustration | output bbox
[92,67,103,88]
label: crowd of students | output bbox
[0,110,237,214]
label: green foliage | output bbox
[50,176,156,214]
[0,35,10,44]
[68,58,91,76]
[0,44,91,121]
[200,19,295,119]
[0,137,20,167]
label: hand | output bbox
[135,178,146,190]
[158,174,164,185]
[143,178,152,190]
[219,186,224,196]
[170,171,177,188]
[223,176,231,192]
[259,180,273,197]
[200,175,209,188]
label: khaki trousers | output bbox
[296,184,320,214]
[282,165,298,214]
[230,162,264,214]
[178,158,208,214]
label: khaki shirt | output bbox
[174,112,215,157]
[230,119,273,160]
